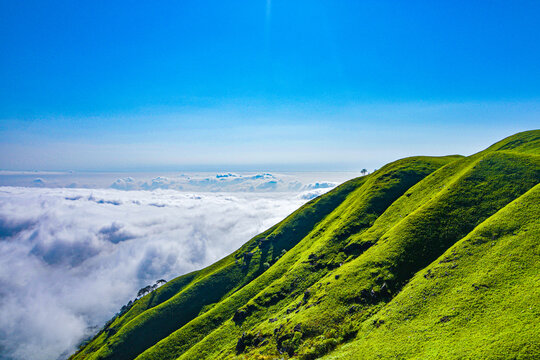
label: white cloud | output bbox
[0,187,309,360]
[119,173,339,193]
[295,188,334,200]
[110,177,137,190]
[0,171,351,193]
[303,181,337,190]
[129,173,288,192]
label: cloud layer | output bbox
[110,172,307,192]
[0,171,349,194]
[0,187,311,360]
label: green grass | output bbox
[324,183,540,360]
[71,130,540,360]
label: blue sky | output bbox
[1,1,539,171]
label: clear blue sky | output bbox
[1,1,539,171]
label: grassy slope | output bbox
[176,136,538,360]
[325,183,540,360]
[137,156,458,360]
[71,169,371,360]
[71,130,539,360]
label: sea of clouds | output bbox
[0,171,340,194]
[0,172,356,360]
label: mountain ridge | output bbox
[71,129,540,360]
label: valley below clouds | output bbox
[0,172,355,360]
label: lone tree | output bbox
[136,279,168,298]
[361,169,368,176]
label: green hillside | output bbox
[71,130,540,360]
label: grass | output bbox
[71,129,540,360]
[324,183,540,360]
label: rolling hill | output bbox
[71,130,540,360]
